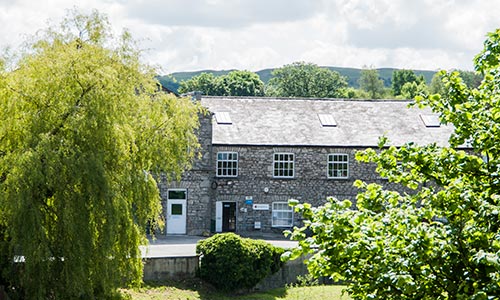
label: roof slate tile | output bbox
[200,97,454,147]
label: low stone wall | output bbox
[143,256,199,281]
[142,254,312,291]
[253,255,309,291]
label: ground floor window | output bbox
[272,202,293,227]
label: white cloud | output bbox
[442,1,500,52]
[0,1,126,50]
[1,0,498,73]
[390,47,470,71]
[124,0,319,28]
[334,0,398,30]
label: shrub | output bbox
[290,274,320,287]
[196,233,284,292]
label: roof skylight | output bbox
[318,113,337,127]
[215,112,232,124]
[420,114,441,127]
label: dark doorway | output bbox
[222,202,236,232]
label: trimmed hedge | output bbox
[196,233,284,292]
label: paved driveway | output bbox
[141,234,298,258]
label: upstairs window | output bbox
[216,152,238,177]
[273,153,295,178]
[328,154,349,179]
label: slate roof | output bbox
[200,96,456,147]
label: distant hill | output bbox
[157,67,437,94]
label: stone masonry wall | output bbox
[143,256,199,281]
[159,110,414,235]
[211,145,408,233]
[158,111,214,235]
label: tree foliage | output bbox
[430,70,483,97]
[221,70,265,96]
[178,70,264,96]
[285,29,500,299]
[267,62,348,98]
[178,72,224,95]
[358,67,385,99]
[429,71,446,95]
[458,70,483,89]
[392,69,424,96]
[0,10,201,299]
[399,80,429,100]
[429,70,482,97]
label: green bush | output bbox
[196,233,284,292]
[290,274,320,287]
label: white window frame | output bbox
[216,152,238,177]
[273,153,295,178]
[328,153,349,179]
[167,188,187,201]
[272,202,293,227]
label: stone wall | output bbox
[211,145,407,232]
[159,109,413,234]
[143,256,199,281]
[253,255,310,292]
[158,111,214,235]
[142,254,312,291]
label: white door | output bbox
[215,201,223,233]
[167,189,187,235]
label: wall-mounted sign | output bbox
[252,204,270,210]
[245,196,253,205]
[254,221,261,229]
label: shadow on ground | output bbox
[138,278,288,300]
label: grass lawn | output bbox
[122,279,352,300]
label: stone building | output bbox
[159,96,456,235]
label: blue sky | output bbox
[1,0,499,73]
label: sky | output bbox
[1,0,499,74]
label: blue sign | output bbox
[245,196,253,205]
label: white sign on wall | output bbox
[252,204,270,210]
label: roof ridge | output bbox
[202,96,413,103]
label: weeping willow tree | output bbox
[0,10,201,299]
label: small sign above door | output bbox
[252,204,270,210]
